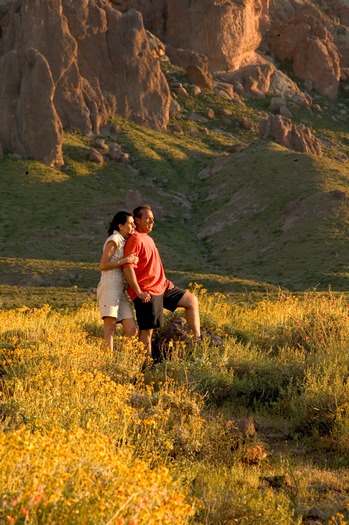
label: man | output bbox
[122,205,201,356]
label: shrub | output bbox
[0,427,195,524]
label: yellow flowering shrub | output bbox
[0,427,195,524]
[4,295,349,523]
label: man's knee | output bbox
[178,291,198,310]
[188,293,199,311]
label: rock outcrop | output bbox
[116,0,348,102]
[0,47,64,166]
[1,0,349,165]
[215,61,311,104]
[259,114,323,156]
[267,0,341,99]
[0,0,171,165]
[316,0,349,26]
[115,0,268,72]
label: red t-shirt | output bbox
[123,232,170,300]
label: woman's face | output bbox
[119,215,136,238]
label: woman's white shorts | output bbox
[97,280,134,321]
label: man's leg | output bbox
[134,295,164,357]
[139,329,153,356]
[177,291,201,339]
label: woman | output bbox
[97,211,139,350]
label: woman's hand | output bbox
[126,253,139,264]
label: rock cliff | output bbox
[116,0,347,100]
[0,0,348,165]
[0,0,170,166]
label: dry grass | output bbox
[2,290,349,523]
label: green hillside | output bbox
[195,141,349,289]
[1,63,349,307]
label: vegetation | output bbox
[1,62,349,524]
[2,290,349,523]
[1,66,349,292]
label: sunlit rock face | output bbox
[116,0,348,101]
[114,0,269,72]
[267,0,341,99]
[0,0,170,165]
[259,114,323,156]
[0,0,348,164]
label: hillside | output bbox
[0,0,349,306]
[1,68,349,305]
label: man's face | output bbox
[135,208,155,234]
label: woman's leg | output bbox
[103,316,117,351]
[121,317,138,338]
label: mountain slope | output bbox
[194,140,349,289]
[1,63,349,299]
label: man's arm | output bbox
[123,266,151,302]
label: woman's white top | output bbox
[97,230,133,320]
[99,230,126,284]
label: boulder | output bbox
[152,316,223,362]
[279,105,293,119]
[145,29,167,59]
[215,62,311,104]
[213,83,235,100]
[166,45,209,72]
[186,64,213,90]
[166,0,268,72]
[269,96,287,112]
[88,148,104,165]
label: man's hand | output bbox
[123,266,148,302]
[138,291,151,302]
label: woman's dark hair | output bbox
[107,211,132,235]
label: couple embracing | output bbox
[97,205,201,357]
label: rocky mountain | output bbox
[0,0,348,166]
[0,0,170,166]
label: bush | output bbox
[0,427,195,524]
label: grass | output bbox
[0,257,279,310]
[2,291,349,523]
[2,86,349,293]
[193,140,349,289]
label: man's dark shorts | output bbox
[133,286,185,330]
